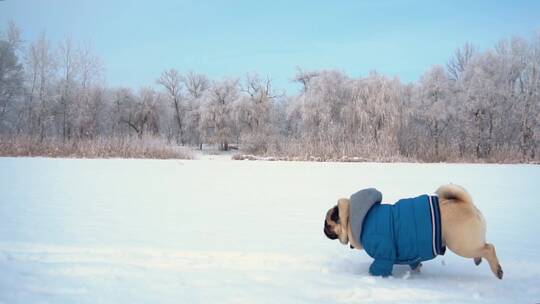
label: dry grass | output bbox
[234,139,537,164]
[232,154,415,163]
[0,136,193,159]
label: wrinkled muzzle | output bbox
[324,221,338,240]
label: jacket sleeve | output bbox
[369,259,394,277]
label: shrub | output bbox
[0,136,193,159]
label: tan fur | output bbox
[324,184,503,279]
[436,184,503,279]
[336,199,350,245]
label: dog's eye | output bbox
[330,206,339,223]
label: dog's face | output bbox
[323,205,340,240]
[323,199,350,245]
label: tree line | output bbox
[0,22,538,162]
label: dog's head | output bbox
[323,198,350,245]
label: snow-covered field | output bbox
[1,157,539,303]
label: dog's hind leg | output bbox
[477,243,503,279]
[474,257,482,265]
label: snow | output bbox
[0,157,539,303]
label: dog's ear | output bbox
[336,198,350,244]
[337,198,350,225]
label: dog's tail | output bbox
[436,184,472,204]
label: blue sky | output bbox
[1,0,539,93]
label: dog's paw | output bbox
[474,257,482,266]
[496,264,503,279]
[410,262,422,272]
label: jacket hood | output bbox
[349,188,382,245]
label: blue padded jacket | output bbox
[360,195,446,276]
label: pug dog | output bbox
[323,184,503,279]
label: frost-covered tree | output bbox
[0,26,24,134]
[118,88,161,139]
[284,70,404,158]
[157,69,185,144]
[234,73,281,153]
[24,33,57,141]
[200,79,239,150]
[55,37,77,141]
[447,43,475,81]
[54,40,103,140]
[293,67,319,93]
[183,71,209,149]
[1,21,538,163]
[516,33,540,160]
[297,70,350,155]
[350,72,402,152]
[411,65,452,160]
